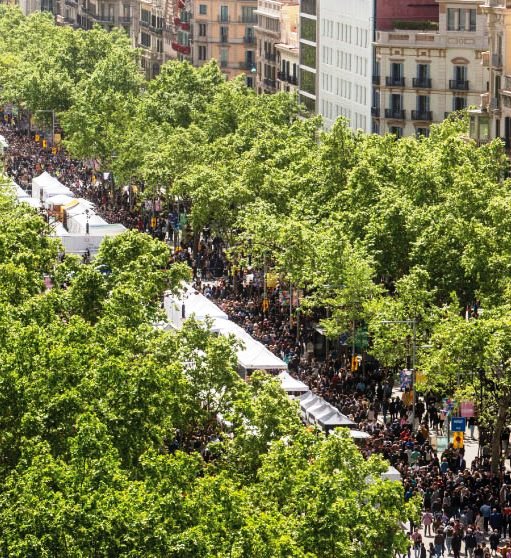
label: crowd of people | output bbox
[3,121,511,557]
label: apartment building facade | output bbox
[186,0,258,84]
[275,5,298,94]
[374,0,487,138]
[469,0,511,148]
[255,0,297,94]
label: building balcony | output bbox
[96,15,114,23]
[277,72,297,85]
[219,35,229,43]
[385,109,406,119]
[449,80,469,90]
[412,77,432,88]
[412,110,433,121]
[243,35,256,44]
[372,75,380,85]
[385,76,405,87]
[371,107,380,117]
[264,52,276,62]
[64,0,77,6]
[263,78,277,89]
[180,22,189,31]
[171,41,191,55]
[118,15,131,23]
[492,53,503,68]
[140,19,150,28]
[218,16,230,23]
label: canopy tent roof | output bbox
[164,284,228,326]
[211,318,287,371]
[348,429,371,440]
[299,391,356,428]
[9,181,30,199]
[164,285,286,371]
[277,371,309,394]
[381,466,402,482]
[45,194,75,207]
[19,197,42,208]
[32,171,73,199]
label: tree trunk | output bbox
[491,392,511,474]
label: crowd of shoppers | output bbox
[3,121,511,557]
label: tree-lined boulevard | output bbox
[3,5,511,557]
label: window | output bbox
[389,126,403,138]
[454,65,467,82]
[301,17,316,42]
[220,26,228,42]
[199,4,207,14]
[391,93,402,112]
[416,127,430,138]
[300,68,315,95]
[391,62,403,80]
[300,94,316,112]
[140,8,150,23]
[300,43,316,68]
[199,23,206,36]
[416,95,430,113]
[220,5,228,22]
[219,47,228,68]
[417,63,429,80]
[447,8,476,31]
[156,38,163,53]
[140,31,151,47]
[241,6,256,23]
[301,0,316,16]
[453,96,467,111]
[198,45,207,60]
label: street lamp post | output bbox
[381,318,417,428]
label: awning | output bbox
[278,371,309,394]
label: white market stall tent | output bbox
[380,466,402,482]
[299,391,356,431]
[164,285,228,329]
[163,285,287,375]
[32,171,73,201]
[210,317,288,374]
[277,371,309,395]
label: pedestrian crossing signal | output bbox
[453,432,464,449]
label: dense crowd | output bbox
[3,121,511,557]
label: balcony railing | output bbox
[412,77,432,88]
[118,15,132,23]
[218,16,230,22]
[243,35,256,44]
[264,52,276,62]
[412,110,433,121]
[96,15,114,23]
[385,76,405,87]
[372,75,380,85]
[385,109,406,119]
[64,0,77,6]
[449,80,469,90]
[220,34,229,43]
[140,19,150,27]
[371,107,380,117]
[263,78,276,89]
[492,53,503,67]
[277,72,297,85]
[150,25,163,34]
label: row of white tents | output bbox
[162,285,400,462]
[10,171,126,254]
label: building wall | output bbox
[375,0,439,31]
[190,0,257,84]
[275,4,299,94]
[317,0,374,131]
[374,0,487,137]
